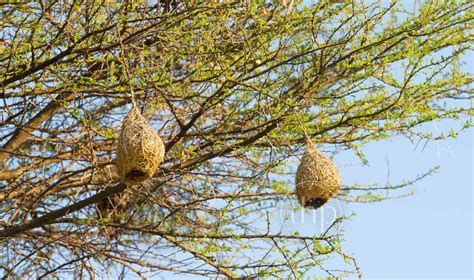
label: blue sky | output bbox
[340,121,472,279]
[276,116,472,279]
[334,43,473,279]
[275,0,474,273]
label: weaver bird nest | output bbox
[116,106,165,185]
[295,145,341,209]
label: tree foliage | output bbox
[0,0,472,278]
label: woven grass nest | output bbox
[116,105,165,185]
[295,145,341,209]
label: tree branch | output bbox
[0,183,126,238]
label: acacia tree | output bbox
[0,0,472,278]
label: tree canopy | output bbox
[0,0,472,278]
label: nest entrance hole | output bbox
[304,198,327,209]
[125,169,148,181]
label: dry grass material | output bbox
[115,106,165,185]
[295,145,341,209]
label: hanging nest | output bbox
[295,145,341,209]
[115,105,165,185]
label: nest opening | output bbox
[304,198,327,209]
[125,169,148,181]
